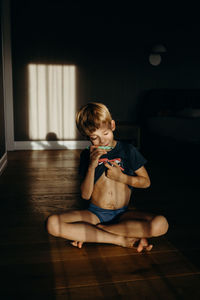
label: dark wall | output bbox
[11,0,200,140]
[0,14,6,159]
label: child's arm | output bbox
[122,166,151,188]
[80,147,107,199]
[80,165,96,200]
[104,162,151,189]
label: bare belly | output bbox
[91,172,131,209]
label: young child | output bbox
[47,102,169,252]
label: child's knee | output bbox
[46,214,61,237]
[150,215,169,237]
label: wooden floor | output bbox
[1,149,200,299]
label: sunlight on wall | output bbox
[28,64,76,140]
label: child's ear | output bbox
[111,120,116,131]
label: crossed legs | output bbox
[46,210,137,248]
[46,209,169,252]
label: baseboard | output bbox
[14,140,90,150]
[0,152,7,175]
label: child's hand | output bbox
[89,146,107,169]
[104,161,123,182]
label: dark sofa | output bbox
[139,89,200,158]
[140,90,200,143]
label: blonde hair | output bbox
[76,102,112,136]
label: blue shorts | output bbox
[88,203,128,224]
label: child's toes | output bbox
[136,238,148,252]
[71,241,78,247]
[78,242,83,248]
[137,241,144,252]
[146,244,153,251]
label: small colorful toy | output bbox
[96,146,113,150]
[86,146,113,150]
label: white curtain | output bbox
[28,64,76,140]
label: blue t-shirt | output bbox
[79,141,147,189]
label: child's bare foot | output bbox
[136,238,153,252]
[119,237,153,252]
[70,241,83,248]
[118,236,138,248]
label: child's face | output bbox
[88,120,115,147]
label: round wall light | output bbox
[149,44,167,66]
[149,54,162,66]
